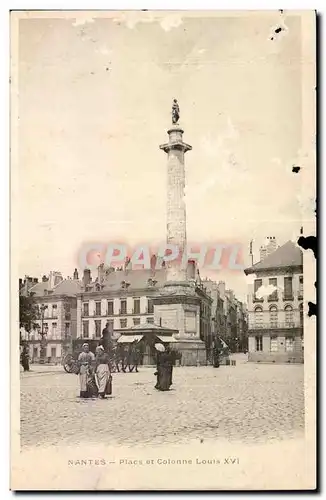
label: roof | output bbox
[29,279,82,297]
[86,269,167,292]
[245,240,303,274]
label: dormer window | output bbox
[148,278,157,287]
[121,280,130,290]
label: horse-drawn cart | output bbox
[62,337,142,374]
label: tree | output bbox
[19,294,39,344]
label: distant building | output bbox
[20,271,81,362]
[203,279,248,353]
[244,240,303,363]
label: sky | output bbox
[15,11,315,302]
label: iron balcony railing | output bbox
[250,322,303,330]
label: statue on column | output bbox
[172,99,180,124]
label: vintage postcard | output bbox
[11,10,316,490]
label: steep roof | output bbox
[29,279,82,297]
[90,268,168,292]
[245,240,303,274]
[52,279,83,295]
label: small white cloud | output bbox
[160,14,183,32]
[197,48,206,54]
[72,16,95,27]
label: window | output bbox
[65,323,70,339]
[133,299,140,314]
[254,306,263,326]
[268,278,278,300]
[43,323,48,334]
[52,322,57,338]
[108,319,114,333]
[83,303,89,316]
[95,302,101,316]
[254,279,262,300]
[33,347,38,358]
[120,300,127,315]
[82,321,89,338]
[285,305,294,326]
[285,336,294,352]
[147,317,154,324]
[284,277,293,299]
[51,347,57,359]
[52,304,58,317]
[269,306,278,328]
[147,299,154,314]
[120,318,127,328]
[270,335,278,352]
[255,335,263,351]
[95,320,101,337]
[299,303,304,327]
[133,318,141,326]
[299,276,303,298]
[107,301,114,316]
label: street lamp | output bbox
[39,304,48,364]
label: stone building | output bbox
[244,240,304,363]
[77,263,213,366]
[20,271,81,362]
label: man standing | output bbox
[20,343,30,372]
[99,321,112,353]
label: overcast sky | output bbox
[16,11,314,302]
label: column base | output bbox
[173,339,207,366]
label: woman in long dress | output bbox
[154,344,172,391]
[78,343,96,398]
[95,346,111,399]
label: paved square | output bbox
[20,356,304,449]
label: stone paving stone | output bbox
[20,362,304,450]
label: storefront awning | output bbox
[156,335,177,343]
[117,335,143,344]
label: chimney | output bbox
[124,257,131,273]
[150,254,157,274]
[19,278,22,289]
[73,268,79,280]
[218,281,226,298]
[187,259,196,280]
[83,269,91,287]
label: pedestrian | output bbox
[20,343,30,372]
[95,345,112,399]
[154,343,172,391]
[77,343,96,399]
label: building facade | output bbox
[77,265,213,365]
[244,240,304,363]
[20,272,81,362]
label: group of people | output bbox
[77,338,175,399]
[78,343,112,399]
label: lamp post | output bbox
[39,304,48,364]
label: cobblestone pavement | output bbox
[20,356,304,449]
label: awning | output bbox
[117,335,143,344]
[156,335,177,343]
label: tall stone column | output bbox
[152,101,208,366]
[160,126,191,282]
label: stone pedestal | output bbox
[153,282,207,366]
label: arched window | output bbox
[269,306,278,327]
[299,303,304,327]
[254,306,263,326]
[285,305,294,327]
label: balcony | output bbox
[267,294,278,302]
[250,322,302,330]
[253,296,264,303]
[119,309,127,315]
[298,293,303,300]
[283,294,294,301]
